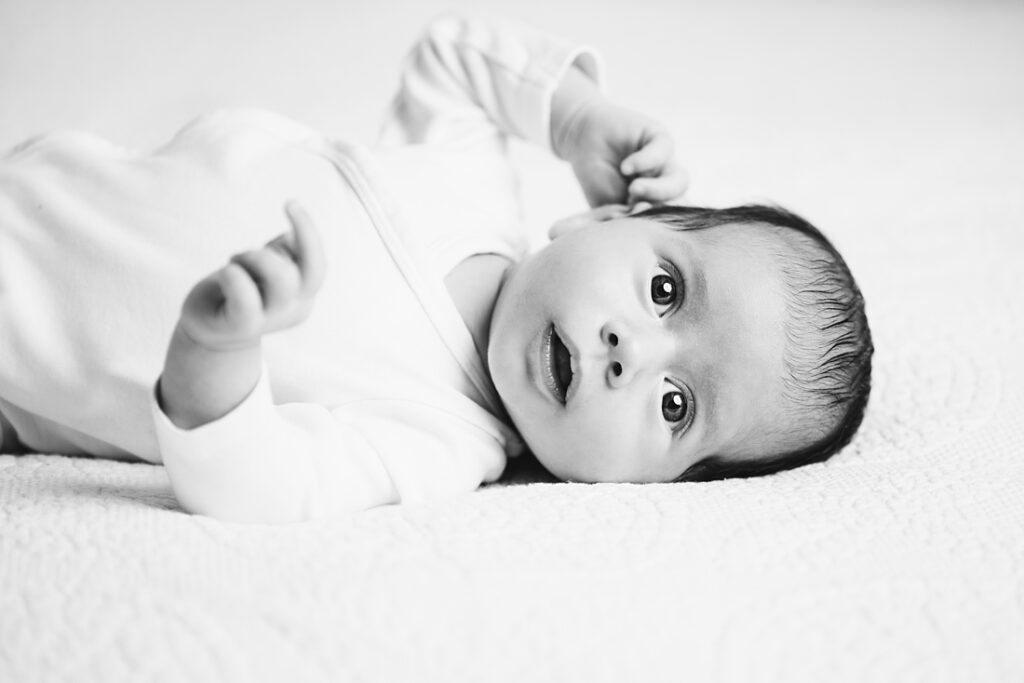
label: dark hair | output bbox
[633,204,874,481]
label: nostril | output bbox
[609,333,618,347]
[611,361,622,377]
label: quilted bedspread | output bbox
[2,0,1022,681]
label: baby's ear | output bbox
[548,204,630,240]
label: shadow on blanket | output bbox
[497,452,560,486]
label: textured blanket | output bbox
[2,0,1022,681]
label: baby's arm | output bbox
[158,201,325,429]
[381,15,686,209]
[155,203,405,523]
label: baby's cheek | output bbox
[556,404,647,482]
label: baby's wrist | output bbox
[159,324,263,429]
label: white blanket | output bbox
[2,0,1022,680]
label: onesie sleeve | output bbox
[377,14,603,153]
[152,370,505,523]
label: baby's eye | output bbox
[650,265,683,313]
[662,389,688,424]
[651,273,675,306]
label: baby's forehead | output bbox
[670,219,792,254]
[690,221,849,456]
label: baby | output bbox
[0,15,872,522]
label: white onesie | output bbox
[0,15,600,521]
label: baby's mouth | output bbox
[542,324,574,404]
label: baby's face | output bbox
[488,216,793,482]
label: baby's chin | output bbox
[529,449,578,482]
[506,423,579,482]
[521,436,636,484]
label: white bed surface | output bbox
[2,0,1023,680]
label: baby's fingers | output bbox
[628,161,690,204]
[230,247,302,314]
[620,128,674,177]
[180,262,265,348]
[215,262,266,325]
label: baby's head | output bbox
[487,203,872,483]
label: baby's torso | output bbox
[0,109,519,462]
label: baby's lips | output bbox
[559,326,582,407]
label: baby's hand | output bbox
[179,201,327,351]
[558,98,688,208]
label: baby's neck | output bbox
[444,252,512,406]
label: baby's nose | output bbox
[602,322,674,388]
